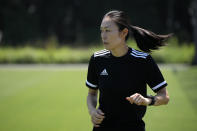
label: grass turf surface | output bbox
[0,65,197,131]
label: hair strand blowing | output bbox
[130,25,173,53]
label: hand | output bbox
[126,93,151,106]
[90,109,105,127]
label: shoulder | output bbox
[88,49,110,64]
[93,49,110,58]
[130,48,150,60]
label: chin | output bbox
[103,45,111,50]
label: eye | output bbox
[100,28,111,33]
[106,29,111,32]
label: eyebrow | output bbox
[100,26,110,29]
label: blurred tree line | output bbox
[0,0,196,46]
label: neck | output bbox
[111,42,129,57]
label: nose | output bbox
[101,32,107,41]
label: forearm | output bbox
[151,87,170,106]
[153,93,169,106]
[87,92,98,115]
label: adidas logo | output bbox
[100,69,108,76]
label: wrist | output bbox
[146,98,152,106]
[89,108,96,116]
[147,95,156,106]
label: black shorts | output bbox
[92,121,145,131]
[93,126,145,131]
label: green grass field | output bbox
[0,65,197,131]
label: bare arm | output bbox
[87,89,98,115]
[87,89,105,127]
[153,87,170,106]
[126,87,169,106]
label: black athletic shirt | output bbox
[85,47,167,127]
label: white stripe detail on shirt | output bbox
[132,51,148,57]
[95,49,108,54]
[152,81,167,90]
[94,51,110,57]
[94,51,110,55]
[130,53,147,59]
[131,48,145,53]
[132,50,148,56]
[86,80,98,88]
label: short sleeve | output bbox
[145,55,167,92]
[85,55,99,90]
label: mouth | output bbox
[103,42,109,45]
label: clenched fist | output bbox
[90,109,105,127]
[126,93,151,106]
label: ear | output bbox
[120,28,129,38]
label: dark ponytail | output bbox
[104,10,173,53]
[129,25,173,52]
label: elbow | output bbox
[164,95,170,105]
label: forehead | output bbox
[100,17,118,29]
